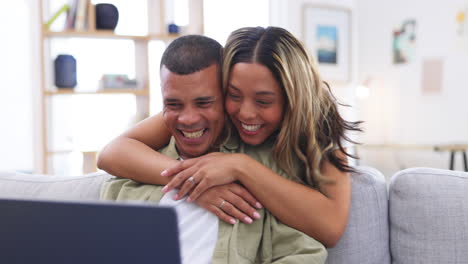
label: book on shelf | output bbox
[87,1,96,32]
[65,0,93,31]
[65,0,78,30]
[74,0,88,31]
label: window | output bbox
[203,0,269,45]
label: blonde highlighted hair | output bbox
[223,27,361,187]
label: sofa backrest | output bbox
[389,167,468,264]
[3,166,467,263]
[327,166,390,264]
[0,171,113,201]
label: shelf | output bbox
[46,150,73,155]
[44,30,149,41]
[47,150,98,155]
[44,30,181,41]
[44,88,149,96]
[148,33,180,41]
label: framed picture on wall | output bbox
[302,4,352,84]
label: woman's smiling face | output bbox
[225,62,285,146]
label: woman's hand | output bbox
[194,183,262,225]
[161,152,246,202]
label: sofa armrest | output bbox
[389,167,468,263]
[327,166,390,264]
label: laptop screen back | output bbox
[0,198,181,264]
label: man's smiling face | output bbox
[161,63,224,159]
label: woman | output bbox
[98,26,361,247]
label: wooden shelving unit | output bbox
[36,0,203,174]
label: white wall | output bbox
[270,0,358,104]
[0,0,34,172]
[355,0,468,175]
[269,0,361,163]
[269,0,468,176]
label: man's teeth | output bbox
[182,129,204,138]
[242,123,261,132]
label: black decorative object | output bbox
[95,3,119,30]
[54,54,77,88]
[168,23,179,34]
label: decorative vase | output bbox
[54,54,77,88]
[168,23,179,34]
[95,3,119,30]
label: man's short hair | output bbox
[160,35,222,75]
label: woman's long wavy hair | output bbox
[223,26,362,188]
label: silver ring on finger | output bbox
[219,200,226,209]
[187,176,195,184]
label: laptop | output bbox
[0,198,181,264]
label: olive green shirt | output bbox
[100,136,327,264]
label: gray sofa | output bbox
[1,166,467,264]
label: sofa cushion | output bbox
[389,167,468,264]
[0,171,114,201]
[327,166,390,264]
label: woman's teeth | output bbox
[182,129,204,138]
[242,123,261,132]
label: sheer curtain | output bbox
[0,0,34,172]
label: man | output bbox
[100,35,326,264]
[159,35,225,160]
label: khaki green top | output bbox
[100,136,327,264]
